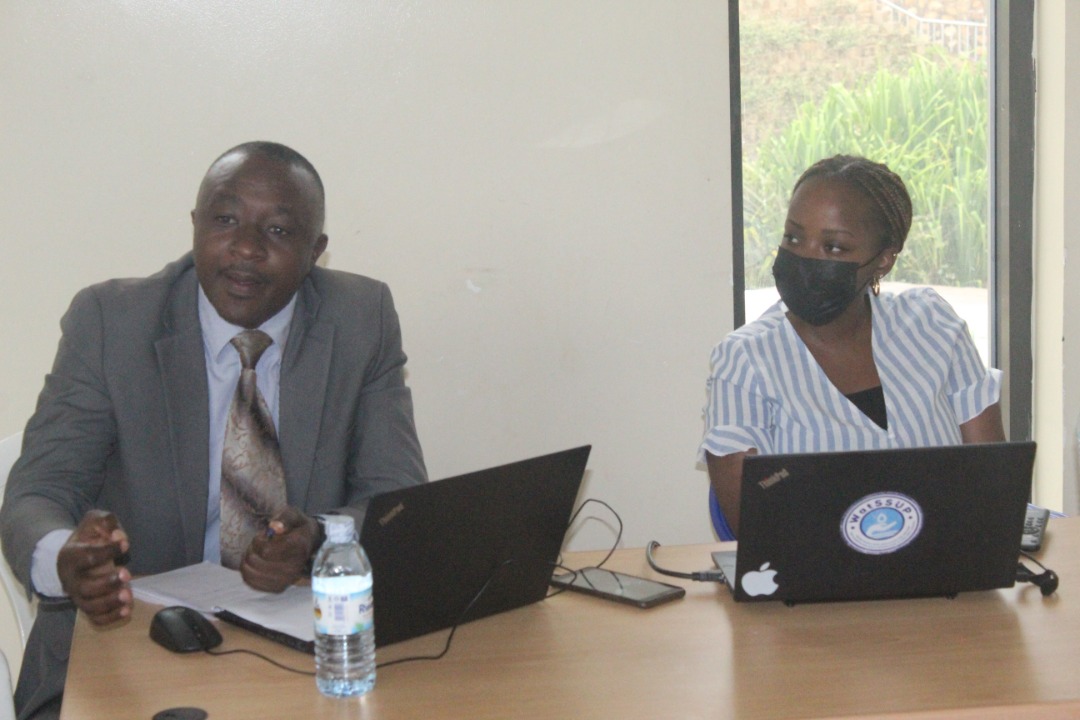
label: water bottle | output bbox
[312,515,376,697]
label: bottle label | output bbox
[313,575,373,636]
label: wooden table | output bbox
[61,518,1080,719]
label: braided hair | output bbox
[791,155,913,253]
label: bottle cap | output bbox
[324,515,356,544]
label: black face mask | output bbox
[771,246,879,326]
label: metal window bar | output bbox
[876,0,987,58]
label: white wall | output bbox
[1034,1,1066,510]
[1035,1,1080,516]
[1050,1,1080,515]
[0,3,732,553]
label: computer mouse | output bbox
[150,606,223,653]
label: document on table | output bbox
[131,561,314,643]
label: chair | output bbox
[0,650,15,720]
[0,432,35,686]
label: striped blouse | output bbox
[699,288,1001,461]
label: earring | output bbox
[871,275,881,296]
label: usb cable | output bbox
[645,541,728,583]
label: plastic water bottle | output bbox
[312,515,376,697]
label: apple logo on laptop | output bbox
[740,562,779,597]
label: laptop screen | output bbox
[360,445,591,645]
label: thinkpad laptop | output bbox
[361,445,591,645]
[712,442,1036,604]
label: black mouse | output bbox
[150,606,223,653]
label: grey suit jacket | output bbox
[1,253,426,718]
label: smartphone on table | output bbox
[550,567,686,608]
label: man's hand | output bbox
[57,510,132,626]
[240,506,319,593]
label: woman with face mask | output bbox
[699,155,1005,538]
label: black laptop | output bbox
[360,445,591,646]
[712,442,1036,604]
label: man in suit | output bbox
[0,142,427,719]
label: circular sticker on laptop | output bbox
[841,492,923,555]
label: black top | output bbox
[845,385,887,430]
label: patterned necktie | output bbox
[219,329,288,569]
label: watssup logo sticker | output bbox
[841,492,922,555]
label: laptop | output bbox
[712,442,1036,604]
[360,445,591,646]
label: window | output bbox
[729,0,1034,439]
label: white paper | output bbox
[131,561,314,642]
